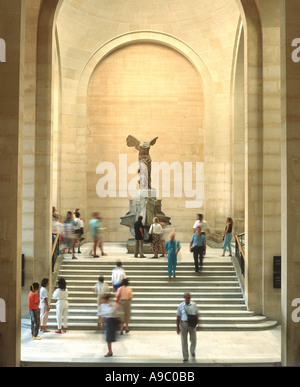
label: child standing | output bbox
[28,282,41,340]
[52,277,69,334]
[39,278,50,332]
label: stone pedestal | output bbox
[120,190,171,252]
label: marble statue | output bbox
[126,135,158,190]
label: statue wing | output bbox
[150,137,158,146]
[126,135,140,148]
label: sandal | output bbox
[104,352,113,357]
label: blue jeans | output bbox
[223,233,232,254]
[168,254,177,276]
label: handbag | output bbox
[185,306,197,328]
[148,225,153,243]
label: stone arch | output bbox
[36,0,262,302]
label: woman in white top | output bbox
[52,277,69,334]
[93,276,110,328]
[39,278,50,332]
[149,217,163,258]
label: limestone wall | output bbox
[53,0,241,242]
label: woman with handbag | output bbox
[149,217,163,258]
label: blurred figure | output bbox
[193,213,208,235]
[52,214,62,245]
[93,276,110,328]
[164,232,181,281]
[98,293,124,357]
[74,211,84,254]
[62,211,77,259]
[52,278,69,334]
[116,278,133,335]
[89,212,106,257]
[111,261,126,292]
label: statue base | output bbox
[120,189,171,253]
[126,239,164,255]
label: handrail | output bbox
[51,233,59,257]
[234,233,245,276]
[51,234,60,272]
[235,234,245,260]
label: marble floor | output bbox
[21,323,281,367]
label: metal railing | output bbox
[235,232,245,276]
[51,234,60,272]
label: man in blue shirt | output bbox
[190,227,206,272]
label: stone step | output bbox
[66,284,241,291]
[50,257,277,331]
[61,264,235,274]
[60,266,236,276]
[65,291,244,299]
[50,302,248,311]
[44,320,278,331]
[61,260,233,267]
[59,274,237,282]
[60,297,246,305]
[48,308,255,317]
[46,314,268,324]
[64,280,239,287]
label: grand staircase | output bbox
[47,254,277,331]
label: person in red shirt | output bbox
[28,282,41,340]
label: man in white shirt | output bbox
[111,261,126,292]
[193,213,208,234]
[176,293,199,362]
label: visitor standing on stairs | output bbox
[164,232,181,280]
[93,276,110,328]
[116,278,133,335]
[190,227,206,272]
[193,213,208,235]
[222,217,233,257]
[176,293,199,362]
[111,261,126,292]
